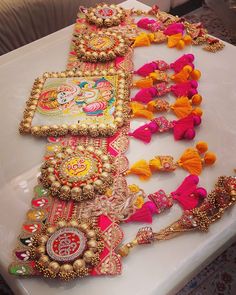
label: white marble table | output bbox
[0,1,236,294]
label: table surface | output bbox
[0,1,236,295]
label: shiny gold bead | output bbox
[38,235,49,245]
[230,190,236,196]
[71,187,82,199]
[68,220,79,228]
[117,245,129,257]
[103,163,112,172]
[48,261,60,273]
[101,155,109,162]
[46,226,56,234]
[51,181,61,190]
[47,167,54,173]
[94,179,103,188]
[83,184,94,194]
[36,245,46,255]
[80,223,89,231]
[86,230,96,239]
[87,239,98,250]
[73,259,85,271]
[39,254,50,266]
[60,185,71,194]
[60,264,73,273]
[47,174,56,183]
[83,250,94,262]
[57,220,67,228]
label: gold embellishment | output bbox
[30,218,104,280]
[40,145,114,202]
[75,31,129,63]
[85,4,126,27]
[19,69,131,137]
[117,176,236,257]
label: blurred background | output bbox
[0,0,235,55]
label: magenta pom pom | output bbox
[192,115,201,126]
[184,128,195,140]
[195,187,207,198]
[171,174,206,210]
[173,115,196,140]
[190,80,198,88]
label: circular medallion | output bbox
[31,219,104,280]
[60,155,96,182]
[86,4,126,27]
[95,7,116,19]
[46,227,86,262]
[87,35,115,51]
[40,146,113,201]
[75,31,129,63]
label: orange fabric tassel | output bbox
[178,148,202,175]
[133,77,154,88]
[171,65,193,83]
[132,33,152,47]
[171,96,193,118]
[126,160,152,180]
[130,102,154,120]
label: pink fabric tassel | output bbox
[173,114,201,140]
[134,62,160,76]
[137,18,156,30]
[130,117,174,143]
[171,80,198,98]
[134,60,169,77]
[125,202,156,223]
[129,125,152,143]
[170,54,195,73]
[171,175,207,210]
[131,87,158,103]
[164,23,185,36]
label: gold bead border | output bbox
[85,4,126,27]
[19,69,131,137]
[75,31,129,63]
[30,219,104,280]
[40,145,114,202]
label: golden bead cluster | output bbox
[31,219,104,280]
[40,145,114,202]
[19,69,130,137]
[75,31,129,63]
[86,4,126,27]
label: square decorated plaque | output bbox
[19,69,130,137]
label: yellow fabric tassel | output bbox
[183,34,192,45]
[132,33,151,47]
[148,70,168,83]
[149,157,162,172]
[177,148,202,175]
[147,100,157,112]
[133,77,153,88]
[130,102,154,120]
[126,160,152,180]
[171,96,192,118]
[167,33,183,48]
